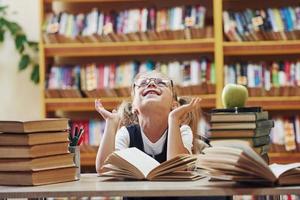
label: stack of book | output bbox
[0,119,77,185]
[208,107,274,163]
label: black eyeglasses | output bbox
[134,78,173,88]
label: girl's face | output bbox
[132,72,175,113]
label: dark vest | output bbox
[127,124,167,163]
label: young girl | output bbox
[95,70,201,173]
[95,70,230,200]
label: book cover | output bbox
[211,107,262,114]
[210,119,274,130]
[0,131,69,145]
[0,118,69,133]
[0,167,77,186]
[0,142,69,158]
[209,127,271,138]
[0,153,74,171]
[210,111,269,122]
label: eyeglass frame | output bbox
[133,77,173,89]
[132,77,177,100]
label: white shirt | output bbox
[115,125,193,156]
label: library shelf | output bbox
[223,41,300,55]
[81,152,97,167]
[43,39,215,57]
[45,94,216,112]
[246,96,300,110]
[269,152,300,164]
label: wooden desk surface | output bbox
[1,174,300,198]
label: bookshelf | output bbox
[39,0,300,169]
[44,39,215,57]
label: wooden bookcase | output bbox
[39,0,300,169]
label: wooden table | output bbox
[0,174,300,198]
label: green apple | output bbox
[222,83,248,108]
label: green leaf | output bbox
[0,6,8,13]
[30,64,39,84]
[5,21,21,35]
[18,54,30,71]
[28,41,39,51]
[15,34,27,50]
[0,18,5,28]
[0,29,4,42]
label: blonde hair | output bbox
[177,96,203,154]
[117,100,138,128]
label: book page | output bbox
[114,147,160,178]
[210,140,268,167]
[210,140,275,181]
[269,163,300,179]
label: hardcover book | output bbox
[210,111,269,122]
[0,142,69,158]
[0,167,77,186]
[210,119,274,130]
[0,153,74,171]
[0,118,69,133]
[209,128,271,138]
[0,131,69,145]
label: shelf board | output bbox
[246,96,300,110]
[45,97,128,111]
[269,152,300,164]
[44,39,215,57]
[223,41,300,55]
[45,0,144,2]
[45,94,216,112]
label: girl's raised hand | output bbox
[95,99,120,125]
[168,98,201,124]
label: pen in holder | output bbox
[69,125,85,180]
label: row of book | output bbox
[223,7,300,41]
[270,116,300,153]
[70,119,105,147]
[0,119,77,186]
[46,58,216,98]
[224,61,300,96]
[43,5,212,43]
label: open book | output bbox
[196,140,300,186]
[99,147,202,181]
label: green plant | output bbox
[0,5,39,84]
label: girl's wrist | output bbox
[168,115,180,126]
[105,119,120,129]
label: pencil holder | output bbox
[68,145,81,179]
